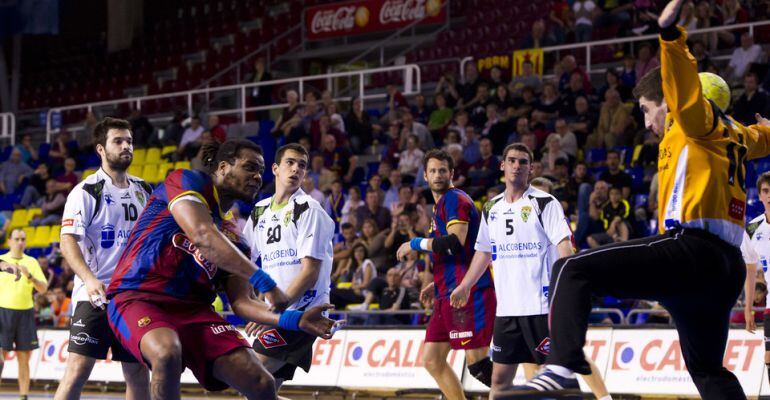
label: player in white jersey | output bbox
[746,171,770,388]
[450,143,611,399]
[242,143,335,388]
[54,118,151,400]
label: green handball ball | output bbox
[698,72,730,112]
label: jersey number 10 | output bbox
[122,203,138,221]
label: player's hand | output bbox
[84,276,107,310]
[745,306,756,333]
[756,113,770,127]
[299,304,340,339]
[265,287,290,312]
[396,241,413,261]
[449,284,470,309]
[245,321,269,337]
[420,282,435,305]
[0,261,21,281]
[658,0,687,29]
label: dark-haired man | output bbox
[106,140,337,399]
[55,117,152,400]
[396,149,495,398]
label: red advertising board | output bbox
[305,0,446,41]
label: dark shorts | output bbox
[0,307,38,351]
[492,315,550,365]
[765,317,770,351]
[107,292,251,391]
[252,327,316,381]
[68,301,136,362]
[425,286,495,350]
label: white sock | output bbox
[598,396,612,400]
[545,365,576,379]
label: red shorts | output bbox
[107,292,251,391]
[425,286,495,350]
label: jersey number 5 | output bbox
[267,225,282,244]
[506,219,514,235]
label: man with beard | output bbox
[55,117,152,400]
[106,140,337,399]
[396,149,495,399]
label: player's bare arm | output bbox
[17,264,48,294]
[744,262,757,333]
[283,256,322,306]
[223,275,336,339]
[556,238,574,259]
[170,198,290,310]
[0,260,21,281]
[61,233,107,309]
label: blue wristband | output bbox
[249,269,277,293]
[410,237,424,251]
[278,309,303,331]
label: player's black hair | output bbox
[757,171,770,191]
[502,142,534,163]
[93,117,132,148]
[632,66,663,103]
[201,139,263,169]
[423,149,454,172]
[275,143,309,165]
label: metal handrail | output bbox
[0,112,15,145]
[45,64,421,142]
[625,306,764,325]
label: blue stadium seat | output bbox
[612,146,633,166]
[627,167,645,191]
[745,161,757,189]
[633,193,648,209]
[585,148,606,165]
[756,159,770,175]
[38,143,50,162]
[0,146,12,163]
[588,166,608,182]
[366,162,379,179]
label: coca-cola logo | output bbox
[311,6,356,34]
[380,0,427,24]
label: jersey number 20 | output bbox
[267,225,282,244]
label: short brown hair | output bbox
[757,171,770,191]
[423,149,454,171]
[275,143,309,165]
[632,67,663,103]
[502,142,534,163]
[93,117,131,148]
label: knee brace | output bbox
[468,357,493,388]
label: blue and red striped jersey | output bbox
[107,169,246,305]
[430,188,491,299]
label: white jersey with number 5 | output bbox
[242,188,334,311]
[475,187,572,317]
[61,168,152,307]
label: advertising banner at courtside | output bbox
[283,333,348,387]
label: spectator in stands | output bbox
[19,164,49,208]
[462,125,481,165]
[492,84,514,111]
[720,0,749,34]
[467,138,499,195]
[489,66,507,91]
[690,39,712,72]
[531,83,560,141]
[565,161,594,219]
[572,0,596,42]
[586,88,634,149]
[594,0,633,35]
[383,169,403,209]
[161,111,185,147]
[301,175,325,205]
[0,211,9,244]
[597,68,632,103]
[448,111,470,141]
[321,134,359,184]
[619,54,637,87]
[79,111,98,151]
[568,96,596,147]
[333,222,359,268]
[356,189,392,231]
[634,43,660,84]
[330,242,377,311]
[427,94,454,134]
[559,55,591,94]
[693,1,729,52]
[327,102,346,134]
[630,0,659,36]
[362,267,412,325]
[520,132,539,157]
[312,114,346,149]
[509,60,543,97]
[734,72,769,126]
[355,218,390,270]
[0,148,32,195]
[400,112,434,151]
[308,154,336,193]
[345,96,376,153]
[190,131,215,172]
[35,293,53,326]
[398,135,425,180]
[435,72,460,108]
[599,149,633,199]
[520,19,555,49]
[15,135,37,164]
[246,57,273,121]
[554,118,578,159]
[128,109,155,146]
[482,103,508,150]
[29,179,66,227]
[411,94,431,125]
[579,179,610,247]
[272,89,302,140]
[459,62,483,104]
[725,33,763,84]
[384,84,409,120]
[587,185,632,247]
[177,115,205,160]
[512,86,538,119]
[384,211,422,269]
[54,157,78,194]
[678,1,697,31]
[341,186,365,227]
[300,92,325,134]
[447,144,470,189]
[50,285,71,328]
[560,71,589,117]
[48,131,75,169]
[549,0,572,44]
[465,82,493,128]
[542,135,570,178]
[207,115,226,143]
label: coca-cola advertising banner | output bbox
[305,0,446,41]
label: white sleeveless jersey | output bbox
[242,188,334,311]
[61,168,152,307]
[475,187,572,316]
[747,215,770,310]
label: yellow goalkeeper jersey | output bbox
[658,26,770,247]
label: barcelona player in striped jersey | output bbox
[507,1,770,398]
[397,149,495,399]
[106,140,337,400]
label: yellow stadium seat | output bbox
[49,225,61,244]
[145,148,162,165]
[133,148,147,165]
[29,225,51,248]
[27,208,42,223]
[128,165,142,177]
[174,161,191,170]
[161,145,177,156]
[336,282,353,289]
[81,169,97,180]
[142,164,159,184]
[156,162,175,183]
[22,227,34,241]
[8,210,27,230]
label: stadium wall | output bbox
[2,328,768,396]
